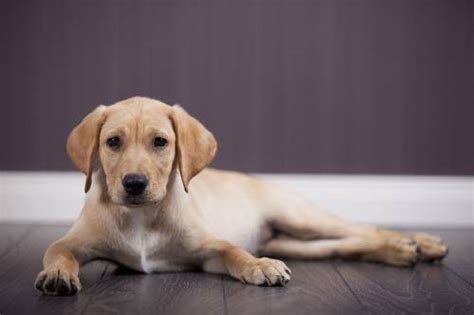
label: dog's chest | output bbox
[114,220,182,273]
[124,231,162,272]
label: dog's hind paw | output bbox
[362,237,419,267]
[413,232,448,261]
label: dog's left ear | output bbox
[67,105,108,193]
[170,105,217,192]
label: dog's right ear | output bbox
[67,105,108,193]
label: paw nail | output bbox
[44,278,57,293]
[71,282,79,295]
[35,280,45,291]
[56,278,70,296]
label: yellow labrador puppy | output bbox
[35,97,448,295]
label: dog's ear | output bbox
[170,105,217,192]
[67,105,108,193]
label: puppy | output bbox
[35,97,448,295]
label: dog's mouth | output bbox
[124,195,146,205]
[122,195,159,207]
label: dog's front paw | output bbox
[413,233,448,261]
[238,257,291,286]
[35,267,81,296]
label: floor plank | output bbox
[0,225,68,311]
[0,223,34,257]
[224,260,365,314]
[0,225,472,314]
[82,266,226,314]
[336,261,474,314]
[0,225,110,314]
[397,227,474,286]
[433,229,474,286]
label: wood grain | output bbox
[434,229,474,286]
[224,260,365,314]
[399,227,474,286]
[0,224,33,257]
[83,267,226,314]
[336,261,474,314]
[0,225,110,314]
[0,224,472,314]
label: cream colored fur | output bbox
[35,97,448,295]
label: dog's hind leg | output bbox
[267,195,375,240]
[262,183,448,261]
[260,235,419,267]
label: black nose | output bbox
[122,174,148,196]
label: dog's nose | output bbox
[122,174,148,196]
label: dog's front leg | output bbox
[201,238,291,286]
[35,237,87,296]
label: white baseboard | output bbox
[1,172,473,226]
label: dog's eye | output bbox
[153,137,167,148]
[106,136,121,149]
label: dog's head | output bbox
[66,97,217,206]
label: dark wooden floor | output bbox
[0,224,472,314]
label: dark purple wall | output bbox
[1,0,473,174]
